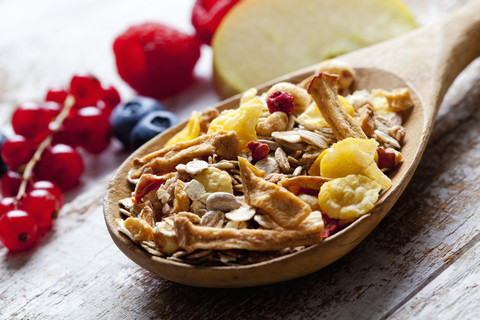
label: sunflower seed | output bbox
[373,129,401,149]
[298,129,329,149]
[206,192,242,212]
[271,130,302,144]
[257,139,281,150]
[275,148,290,172]
[292,166,303,176]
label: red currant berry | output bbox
[45,86,68,104]
[28,180,63,209]
[20,189,57,229]
[101,84,121,109]
[42,101,63,119]
[1,170,23,197]
[74,107,112,154]
[0,197,16,217]
[1,135,36,171]
[11,102,52,143]
[69,73,102,108]
[52,109,80,147]
[0,210,39,252]
[35,144,84,191]
[266,91,295,114]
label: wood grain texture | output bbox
[1,0,480,319]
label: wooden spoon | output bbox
[103,0,480,288]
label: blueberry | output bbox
[109,96,164,147]
[0,133,8,176]
[129,110,179,150]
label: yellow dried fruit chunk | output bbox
[195,167,233,194]
[207,97,264,151]
[296,95,354,131]
[320,138,391,188]
[308,149,327,176]
[318,174,381,221]
[165,111,202,147]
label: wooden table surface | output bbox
[1,0,479,319]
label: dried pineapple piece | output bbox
[308,149,327,176]
[207,97,264,151]
[370,88,414,115]
[195,167,233,194]
[318,174,381,221]
[165,111,202,147]
[296,95,354,131]
[320,138,391,189]
[123,217,154,242]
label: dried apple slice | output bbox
[212,0,417,96]
[238,157,311,228]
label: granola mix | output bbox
[116,60,414,266]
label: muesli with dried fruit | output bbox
[116,60,414,265]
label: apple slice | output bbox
[212,0,417,97]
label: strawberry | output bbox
[113,22,201,100]
[191,0,242,45]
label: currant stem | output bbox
[15,95,75,202]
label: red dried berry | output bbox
[321,213,340,240]
[192,0,241,45]
[247,141,270,161]
[266,91,295,114]
[113,22,201,100]
[377,147,397,170]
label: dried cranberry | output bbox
[321,213,340,239]
[266,91,294,114]
[377,147,397,170]
[247,141,270,161]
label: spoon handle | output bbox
[434,0,480,105]
[342,0,480,121]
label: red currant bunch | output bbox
[0,73,121,252]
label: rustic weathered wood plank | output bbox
[1,0,480,319]
[389,234,480,319]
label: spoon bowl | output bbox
[104,1,480,287]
